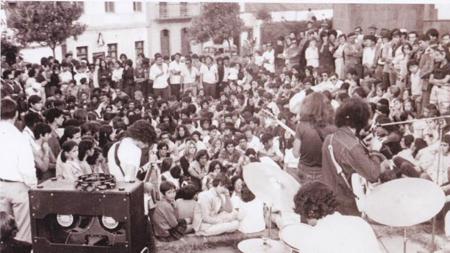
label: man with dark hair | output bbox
[0,99,36,243]
[418,34,435,110]
[32,123,55,181]
[168,53,183,99]
[27,95,44,121]
[321,98,385,215]
[150,53,170,100]
[22,111,43,155]
[426,28,439,43]
[44,108,64,157]
[107,119,157,182]
[293,182,382,253]
[429,47,450,115]
[196,174,239,236]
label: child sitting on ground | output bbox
[151,181,187,241]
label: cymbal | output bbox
[279,223,314,252]
[289,90,306,114]
[260,156,281,169]
[364,178,445,227]
[243,162,300,211]
[237,238,291,253]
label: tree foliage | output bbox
[189,3,244,46]
[6,1,86,56]
[256,9,272,23]
[1,36,20,66]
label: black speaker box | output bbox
[29,178,148,253]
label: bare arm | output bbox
[293,138,301,159]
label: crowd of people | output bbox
[1,19,450,252]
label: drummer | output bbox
[321,98,388,215]
[293,182,382,253]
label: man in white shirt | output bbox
[262,43,275,73]
[59,63,73,84]
[168,53,183,99]
[222,56,231,83]
[150,53,170,100]
[0,99,37,243]
[196,174,239,236]
[181,57,199,95]
[243,126,262,152]
[312,72,343,93]
[108,120,157,182]
[74,62,90,86]
[362,35,377,75]
[200,56,218,98]
[107,119,160,213]
[293,182,382,253]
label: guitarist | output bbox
[292,92,337,185]
[321,98,388,216]
[107,119,158,251]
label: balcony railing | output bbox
[156,3,200,21]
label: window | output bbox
[105,1,115,13]
[76,46,88,61]
[107,43,118,60]
[159,2,168,18]
[135,41,144,57]
[133,1,142,12]
[180,2,188,17]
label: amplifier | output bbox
[29,177,148,253]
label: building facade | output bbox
[12,1,201,63]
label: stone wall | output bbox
[423,20,450,34]
[332,4,434,33]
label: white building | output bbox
[10,1,201,63]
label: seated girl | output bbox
[77,138,96,174]
[202,160,225,191]
[56,141,84,181]
[188,150,209,191]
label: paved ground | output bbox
[193,224,450,253]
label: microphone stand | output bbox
[376,115,450,127]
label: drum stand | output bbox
[403,228,407,253]
[237,204,290,253]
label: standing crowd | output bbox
[1,19,450,251]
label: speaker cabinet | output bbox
[29,178,148,253]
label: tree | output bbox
[6,1,86,57]
[256,9,271,23]
[189,3,244,49]
[1,35,20,66]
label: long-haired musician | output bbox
[321,98,386,216]
[292,92,336,184]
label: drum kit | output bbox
[238,158,446,253]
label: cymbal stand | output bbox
[403,228,407,253]
[262,203,273,247]
[431,121,444,251]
